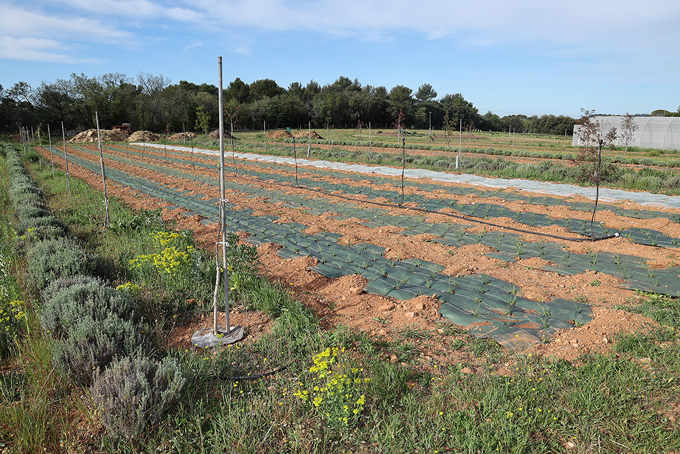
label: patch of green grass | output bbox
[618,291,680,329]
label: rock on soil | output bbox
[209,130,235,139]
[266,130,293,139]
[169,132,197,141]
[127,131,160,142]
[292,130,324,140]
[69,129,128,143]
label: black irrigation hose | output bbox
[211,365,288,381]
[224,166,619,243]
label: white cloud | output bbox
[183,41,203,51]
[190,0,680,54]
[2,4,130,41]
[0,37,102,63]
[1,0,678,80]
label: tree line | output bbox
[0,73,576,136]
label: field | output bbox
[2,133,680,452]
[38,137,680,355]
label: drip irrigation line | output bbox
[212,365,289,381]
[222,168,620,243]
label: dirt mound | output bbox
[69,129,128,143]
[293,130,324,140]
[266,130,293,139]
[169,132,197,141]
[209,130,235,139]
[127,131,160,142]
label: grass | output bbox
[1,145,680,452]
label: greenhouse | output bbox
[572,116,680,151]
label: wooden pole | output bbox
[47,124,55,177]
[95,112,110,227]
[61,122,71,193]
[37,127,43,168]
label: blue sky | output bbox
[1,0,679,118]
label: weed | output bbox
[399,325,429,340]
[293,347,370,430]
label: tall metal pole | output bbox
[230,116,236,170]
[400,137,406,205]
[47,124,55,177]
[61,121,71,194]
[429,111,432,135]
[307,121,311,158]
[218,56,230,335]
[293,138,299,186]
[95,112,110,227]
[369,122,372,153]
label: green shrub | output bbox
[90,354,186,444]
[9,190,44,207]
[8,182,43,203]
[0,300,26,359]
[39,280,139,338]
[9,173,33,187]
[27,237,101,290]
[15,202,50,220]
[41,275,105,302]
[127,230,215,303]
[663,175,680,189]
[109,208,165,234]
[52,314,149,386]
[639,175,663,191]
[17,215,67,237]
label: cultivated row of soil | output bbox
[36,144,680,369]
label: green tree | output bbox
[387,85,414,125]
[480,111,503,132]
[249,79,284,101]
[225,78,250,104]
[135,72,172,130]
[195,105,211,135]
[440,93,478,130]
[415,83,437,103]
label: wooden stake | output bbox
[61,121,71,193]
[95,112,110,227]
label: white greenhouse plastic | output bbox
[572,116,680,151]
